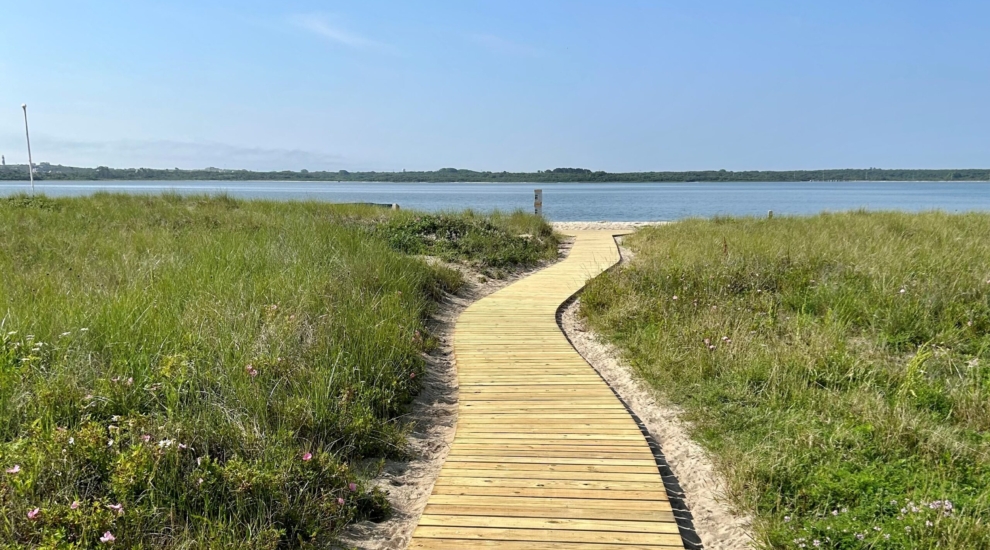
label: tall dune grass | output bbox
[0,193,556,548]
[581,211,990,549]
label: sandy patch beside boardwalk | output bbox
[557,239,756,550]
[552,220,670,231]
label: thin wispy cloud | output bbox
[468,33,547,58]
[288,13,388,52]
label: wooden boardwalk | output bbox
[409,231,684,549]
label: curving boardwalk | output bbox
[409,231,684,549]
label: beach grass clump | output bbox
[374,210,559,276]
[581,211,990,549]
[0,193,554,548]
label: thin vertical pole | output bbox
[22,104,34,193]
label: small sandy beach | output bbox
[551,220,670,231]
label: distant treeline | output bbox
[2,164,989,182]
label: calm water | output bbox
[1,181,988,221]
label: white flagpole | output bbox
[22,104,34,193]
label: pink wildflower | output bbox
[5,465,20,474]
[141,434,151,442]
[100,531,116,543]
[70,501,80,510]
[348,482,358,492]
[27,508,41,520]
[338,497,345,505]
[410,372,416,379]
[302,452,312,462]
[107,503,123,514]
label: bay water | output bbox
[1,180,988,221]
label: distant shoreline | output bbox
[2,179,990,185]
[1,165,988,184]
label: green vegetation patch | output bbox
[581,212,990,549]
[0,194,553,548]
[374,211,559,276]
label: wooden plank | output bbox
[445,456,658,467]
[455,427,645,435]
[417,514,680,534]
[449,442,652,451]
[433,477,667,491]
[423,504,676,523]
[433,469,661,482]
[423,494,673,512]
[430,483,668,501]
[410,539,683,550]
[440,462,659,474]
[412,526,684,546]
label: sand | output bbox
[552,220,670,231]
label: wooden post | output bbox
[534,189,543,216]
[768,210,773,219]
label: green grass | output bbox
[580,212,990,549]
[0,193,556,548]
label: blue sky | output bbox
[1,1,988,171]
